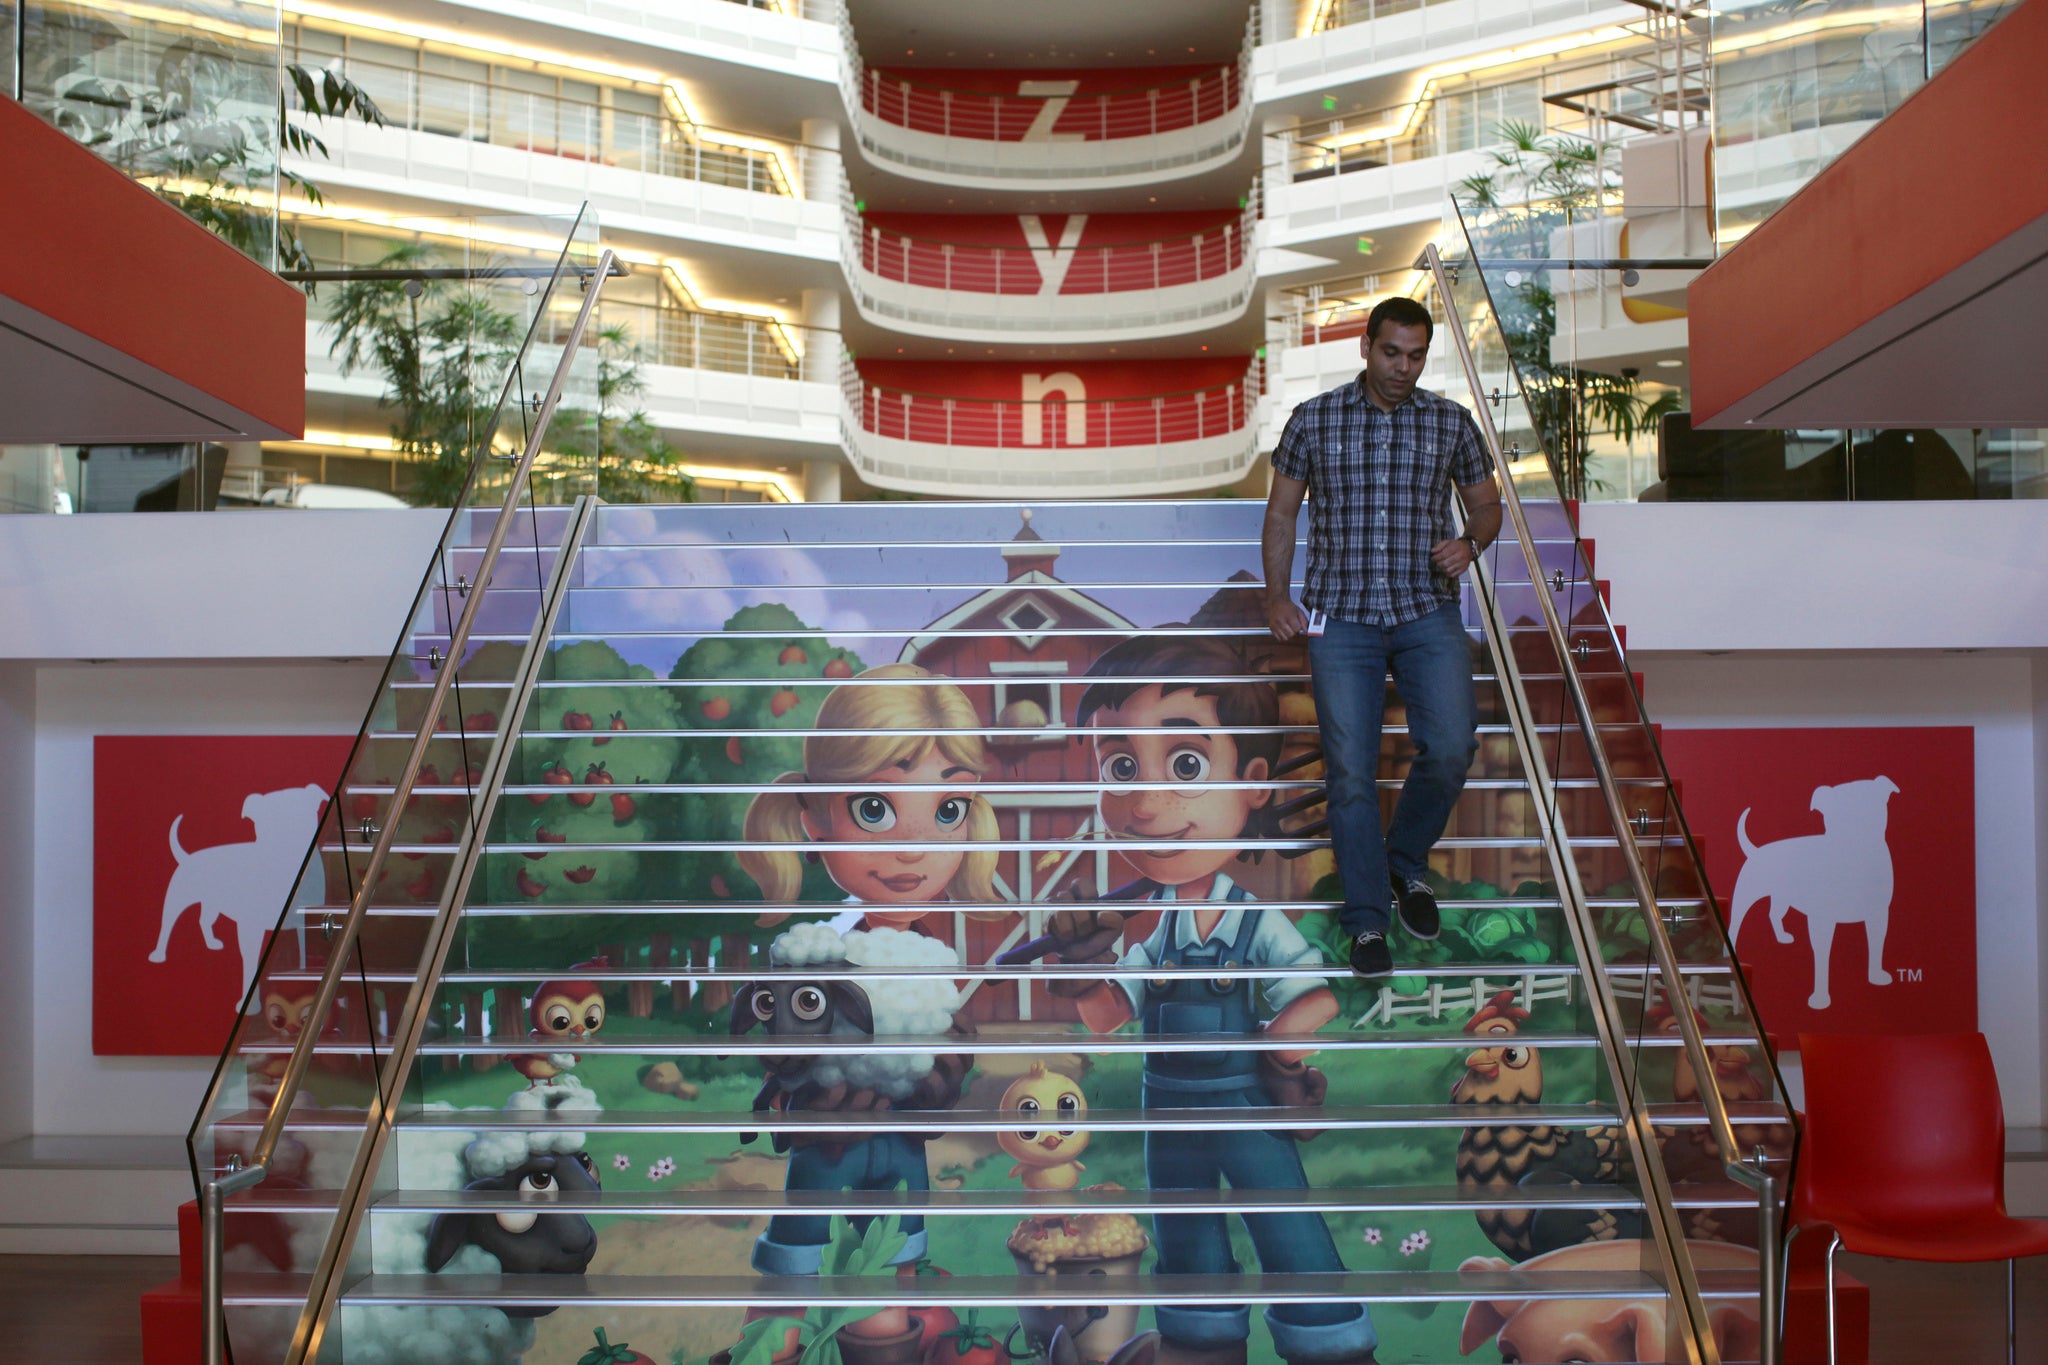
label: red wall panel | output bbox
[0,94,306,437]
[1688,0,2048,425]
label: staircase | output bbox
[174,241,1798,1365]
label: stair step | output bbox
[417,621,1622,648]
[258,960,1741,986]
[203,1102,1790,1134]
[363,1182,1753,1216]
[392,669,1646,691]
[224,1182,1755,1217]
[359,776,1671,796]
[229,1027,1764,1059]
[299,1266,1758,1310]
[289,895,1715,919]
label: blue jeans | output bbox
[752,1133,929,1275]
[1144,1082,1378,1361]
[1307,601,1479,938]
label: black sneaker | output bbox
[1392,874,1442,940]
[1349,930,1393,977]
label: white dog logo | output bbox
[145,784,331,997]
[1727,776,1900,1010]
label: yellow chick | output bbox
[997,1063,1090,1191]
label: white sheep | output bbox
[764,925,967,1099]
[306,1079,605,1365]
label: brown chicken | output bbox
[1650,1003,1793,1245]
[1453,991,1638,1260]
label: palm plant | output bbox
[1456,121,1680,499]
[327,243,526,507]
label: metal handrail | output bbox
[1424,240,1782,1365]
[195,246,614,1365]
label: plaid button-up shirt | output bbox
[1271,376,1494,627]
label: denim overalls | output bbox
[1136,896,1379,1362]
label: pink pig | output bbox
[1460,1240,1762,1362]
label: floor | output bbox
[0,1255,170,1364]
[0,1251,2042,1363]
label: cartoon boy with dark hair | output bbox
[1025,634,1378,1365]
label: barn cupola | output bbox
[1000,508,1061,582]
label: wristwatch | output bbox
[1460,534,1482,557]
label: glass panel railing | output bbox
[188,207,601,1365]
[1712,0,2022,241]
[1456,196,2048,503]
[20,0,284,265]
[294,214,605,509]
[1436,201,1797,1362]
[2,2,18,100]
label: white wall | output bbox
[1635,653,2045,1127]
[30,662,384,1138]
[0,509,444,661]
[0,664,37,1145]
[1578,501,2048,653]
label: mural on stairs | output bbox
[203,504,1779,1365]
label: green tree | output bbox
[554,321,696,505]
[490,640,688,902]
[326,243,528,507]
[1457,121,1681,499]
[668,601,866,912]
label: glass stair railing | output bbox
[185,207,608,1364]
[1421,196,1802,1361]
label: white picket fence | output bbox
[1354,972,1575,1027]
[1608,971,1745,1014]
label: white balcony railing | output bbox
[1260,0,1634,93]
[423,0,843,73]
[839,356,1267,497]
[296,122,837,255]
[839,13,1255,189]
[841,192,1262,341]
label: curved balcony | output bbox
[840,21,1254,188]
[1261,0,1632,98]
[840,359,1265,496]
[842,202,1260,340]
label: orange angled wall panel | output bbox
[1687,0,2048,427]
[0,93,305,439]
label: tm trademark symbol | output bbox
[1898,967,1925,983]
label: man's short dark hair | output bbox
[1076,635,1279,780]
[1366,295,1434,345]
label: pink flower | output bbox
[1361,1227,1383,1246]
[612,1153,632,1171]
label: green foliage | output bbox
[730,1214,909,1365]
[667,604,867,911]
[484,640,687,913]
[1456,123,1682,499]
[1305,872,1562,1023]
[326,242,528,507]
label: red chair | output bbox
[1793,1032,2048,1364]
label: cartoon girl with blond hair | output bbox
[741,663,999,926]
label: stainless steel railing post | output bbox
[202,1161,270,1365]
